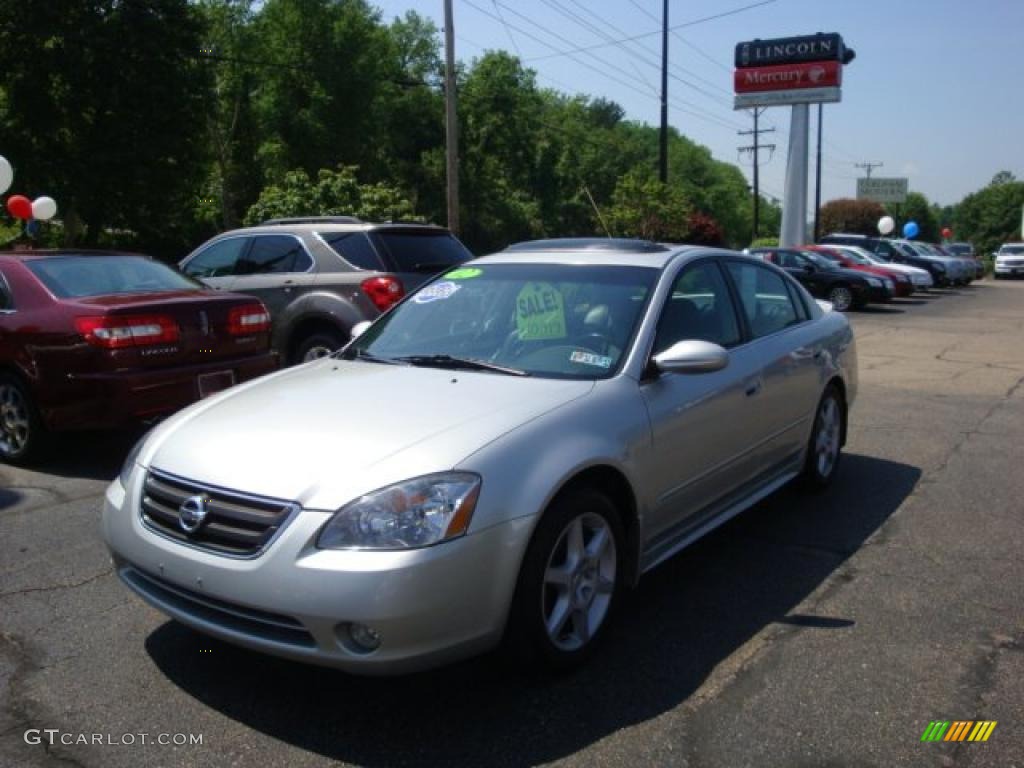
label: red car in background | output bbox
[0,251,278,463]
[803,245,914,297]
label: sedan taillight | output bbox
[227,303,271,335]
[75,315,180,349]
[360,276,405,312]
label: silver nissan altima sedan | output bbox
[103,238,857,674]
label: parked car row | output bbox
[818,234,983,286]
[0,217,473,464]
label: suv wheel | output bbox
[292,330,346,364]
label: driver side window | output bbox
[654,261,741,354]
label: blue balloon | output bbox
[902,221,919,239]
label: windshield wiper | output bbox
[395,354,530,376]
[338,348,403,365]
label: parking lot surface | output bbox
[2,281,1022,768]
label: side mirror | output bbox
[652,340,729,374]
[350,320,372,339]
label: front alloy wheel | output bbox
[827,285,853,312]
[507,488,623,669]
[542,511,617,652]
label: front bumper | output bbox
[854,283,894,304]
[995,263,1024,276]
[43,352,279,431]
[103,475,532,675]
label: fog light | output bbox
[347,623,381,653]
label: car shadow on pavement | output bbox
[0,487,22,511]
[37,428,146,482]
[856,305,905,315]
[145,453,919,767]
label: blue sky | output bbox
[372,0,1023,209]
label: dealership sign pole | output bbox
[735,34,854,247]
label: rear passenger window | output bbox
[318,232,384,271]
[184,237,248,278]
[726,261,802,339]
[654,262,741,353]
[236,235,311,275]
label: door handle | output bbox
[793,346,823,360]
[744,377,762,397]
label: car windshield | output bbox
[836,248,872,265]
[801,251,837,269]
[1000,245,1024,255]
[344,263,658,379]
[807,248,846,265]
[946,244,971,256]
[26,255,202,299]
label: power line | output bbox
[855,161,884,178]
[737,108,776,238]
[526,0,778,62]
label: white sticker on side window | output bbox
[413,281,461,304]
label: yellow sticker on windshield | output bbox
[516,282,566,340]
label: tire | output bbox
[505,487,624,671]
[826,284,854,312]
[291,329,346,365]
[0,374,47,465]
[802,384,845,490]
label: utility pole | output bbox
[738,108,775,239]
[658,0,668,183]
[813,103,823,242]
[855,161,883,179]
[443,0,460,235]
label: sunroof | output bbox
[503,238,670,254]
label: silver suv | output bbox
[180,217,472,363]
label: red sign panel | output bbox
[734,60,842,94]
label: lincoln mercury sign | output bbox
[733,33,852,110]
[857,177,909,204]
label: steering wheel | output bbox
[570,332,616,355]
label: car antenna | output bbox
[582,185,613,238]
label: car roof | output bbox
[474,242,710,269]
[0,249,148,262]
[214,220,450,237]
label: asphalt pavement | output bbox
[2,280,1022,768]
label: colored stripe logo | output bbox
[921,721,997,742]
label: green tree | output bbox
[953,178,1024,256]
[606,171,692,241]
[819,198,886,237]
[0,0,210,254]
[243,165,415,224]
[885,192,939,242]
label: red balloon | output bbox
[6,194,32,220]
[941,227,953,239]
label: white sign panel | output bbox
[733,86,841,110]
[857,177,909,204]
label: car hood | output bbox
[144,360,594,507]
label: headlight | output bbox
[865,277,882,287]
[317,472,482,550]
[119,428,153,488]
[883,278,894,289]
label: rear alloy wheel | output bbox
[0,375,45,464]
[827,285,854,312]
[507,488,623,669]
[292,330,346,365]
[803,385,844,489]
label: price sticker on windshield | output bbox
[516,282,566,340]
[414,281,461,304]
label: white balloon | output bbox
[0,156,12,195]
[877,215,895,235]
[31,196,58,221]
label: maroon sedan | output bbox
[0,251,278,463]
[803,245,914,297]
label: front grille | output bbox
[141,470,297,557]
[120,566,315,647]
[1003,258,1024,266]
